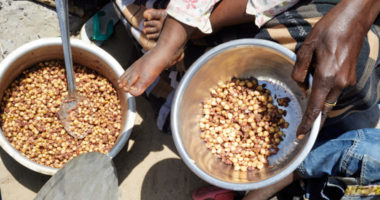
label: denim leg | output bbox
[297,128,380,185]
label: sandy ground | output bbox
[0,0,60,62]
[1,1,380,200]
[0,1,207,199]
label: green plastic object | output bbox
[91,11,114,41]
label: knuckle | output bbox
[310,108,320,119]
[314,71,329,83]
[315,68,335,82]
[336,79,348,90]
[335,76,353,90]
[295,50,309,63]
[291,71,304,83]
[349,75,357,86]
[147,21,154,26]
[304,107,320,122]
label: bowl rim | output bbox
[0,38,136,175]
[171,39,321,190]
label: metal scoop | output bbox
[56,0,91,139]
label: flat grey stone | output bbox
[35,152,118,200]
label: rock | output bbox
[34,153,118,200]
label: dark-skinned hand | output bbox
[292,0,380,140]
[118,17,193,96]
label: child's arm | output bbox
[119,0,254,96]
[118,16,195,96]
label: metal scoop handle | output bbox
[55,0,76,94]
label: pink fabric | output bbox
[246,0,299,27]
[166,0,299,33]
[192,186,234,200]
[166,0,220,33]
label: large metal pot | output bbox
[0,38,136,175]
[171,39,321,191]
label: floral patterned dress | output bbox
[166,0,299,33]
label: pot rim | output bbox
[0,38,136,175]
[171,39,321,190]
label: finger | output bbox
[146,33,160,40]
[119,73,129,89]
[119,68,130,82]
[122,76,139,93]
[292,42,315,84]
[129,74,153,96]
[128,82,145,96]
[320,88,341,127]
[143,9,166,21]
[320,70,351,125]
[143,20,161,28]
[297,73,331,138]
[143,26,159,34]
[119,67,138,90]
[123,72,140,92]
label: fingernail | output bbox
[297,135,305,140]
[130,86,137,91]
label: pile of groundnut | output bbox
[200,78,289,171]
[0,60,122,168]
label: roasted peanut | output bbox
[0,60,122,168]
[200,78,289,171]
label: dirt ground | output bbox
[1,1,380,200]
[0,0,207,199]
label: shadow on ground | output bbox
[100,23,184,185]
[140,158,208,200]
[0,148,50,192]
[113,95,180,184]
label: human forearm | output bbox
[292,0,380,136]
[360,0,380,26]
[337,0,380,34]
[152,16,195,68]
[118,17,195,96]
[209,0,253,32]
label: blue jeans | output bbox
[296,128,380,199]
[297,128,380,185]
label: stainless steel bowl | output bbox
[171,39,321,191]
[0,38,136,175]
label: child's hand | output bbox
[143,9,167,40]
[118,50,167,96]
[118,47,185,96]
[119,17,194,96]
